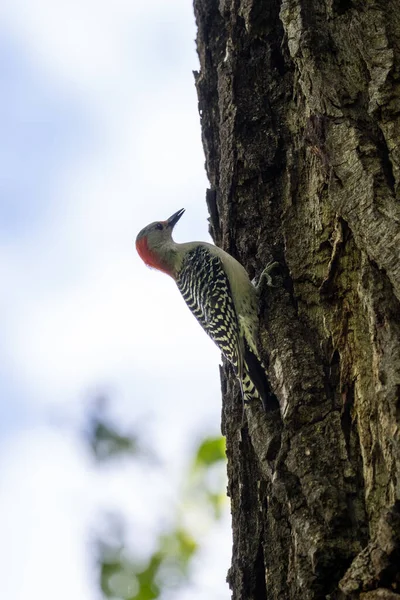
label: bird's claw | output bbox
[256,261,280,290]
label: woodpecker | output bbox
[136,208,278,412]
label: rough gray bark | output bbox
[193,1,400,599]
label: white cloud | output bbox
[1,0,198,101]
[9,253,221,406]
[0,428,93,600]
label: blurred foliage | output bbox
[98,519,198,600]
[86,398,227,600]
[189,436,227,519]
[89,420,138,462]
[85,396,140,462]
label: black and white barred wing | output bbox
[176,246,242,373]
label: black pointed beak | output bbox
[167,208,185,229]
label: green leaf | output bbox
[174,528,198,564]
[133,553,162,600]
[193,436,226,469]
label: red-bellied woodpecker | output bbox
[136,208,279,411]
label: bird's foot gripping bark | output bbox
[255,261,280,291]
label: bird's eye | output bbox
[155,223,163,231]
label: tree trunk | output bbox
[193,1,400,598]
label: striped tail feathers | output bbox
[243,345,280,412]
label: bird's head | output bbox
[136,208,185,276]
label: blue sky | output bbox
[0,2,230,598]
